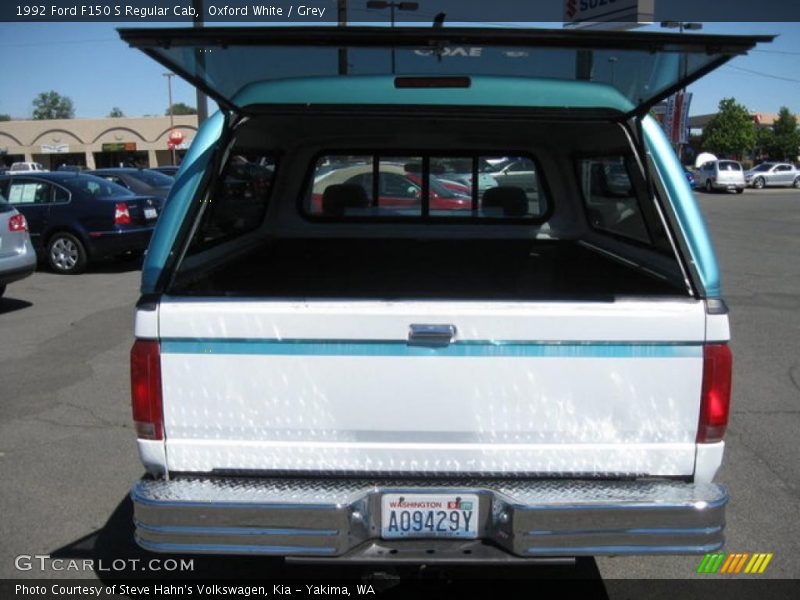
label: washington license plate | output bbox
[381,494,479,539]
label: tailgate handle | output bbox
[408,324,456,347]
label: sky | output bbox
[0,20,798,120]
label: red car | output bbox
[310,164,471,214]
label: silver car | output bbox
[745,162,800,189]
[697,159,746,193]
[0,195,36,297]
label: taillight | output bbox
[697,344,733,443]
[8,213,28,231]
[115,202,131,225]
[131,340,163,440]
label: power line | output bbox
[752,48,800,56]
[0,38,118,48]
[723,64,800,84]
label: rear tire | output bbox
[736,187,744,194]
[47,232,87,275]
[705,180,713,193]
[793,177,800,189]
[753,177,765,189]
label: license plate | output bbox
[144,208,158,219]
[381,494,479,539]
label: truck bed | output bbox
[177,239,682,299]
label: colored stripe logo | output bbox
[697,552,773,574]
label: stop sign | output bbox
[167,129,184,149]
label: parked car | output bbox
[88,168,174,199]
[0,197,36,296]
[431,157,499,194]
[120,25,771,560]
[684,166,697,189]
[744,162,800,189]
[697,159,746,193]
[57,164,85,173]
[487,157,544,198]
[311,163,472,213]
[0,172,162,274]
[9,162,47,173]
[150,166,180,177]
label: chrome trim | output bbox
[90,227,155,236]
[132,477,727,558]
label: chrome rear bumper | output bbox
[132,477,727,558]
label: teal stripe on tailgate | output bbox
[160,339,702,358]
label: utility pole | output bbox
[366,2,419,74]
[193,0,208,124]
[164,72,176,166]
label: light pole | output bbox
[163,72,176,166]
[366,1,419,74]
[193,0,208,124]
[660,22,702,161]
[608,56,617,86]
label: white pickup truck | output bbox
[121,26,768,561]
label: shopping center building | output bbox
[0,115,199,170]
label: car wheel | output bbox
[793,177,800,189]
[0,284,6,297]
[47,232,87,275]
[753,177,765,189]
[705,180,713,193]
[736,187,744,194]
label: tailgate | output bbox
[157,298,707,476]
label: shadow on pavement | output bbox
[84,255,143,275]
[0,296,33,315]
[50,495,609,595]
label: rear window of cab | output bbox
[305,153,549,221]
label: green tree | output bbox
[0,114,10,121]
[32,91,75,120]
[166,102,196,116]
[768,106,800,161]
[701,98,755,159]
[108,107,125,118]
[754,126,774,161]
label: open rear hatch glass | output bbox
[119,27,770,114]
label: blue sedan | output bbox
[684,167,697,189]
[0,172,162,274]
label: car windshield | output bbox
[752,163,773,172]
[129,170,175,187]
[68,175,134,198]
[718,161,742,171]
[121,28,769,112]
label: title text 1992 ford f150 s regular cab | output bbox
[120,27,770,561]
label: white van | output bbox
[697,160,746,193]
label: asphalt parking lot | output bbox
[0,188,798,592]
